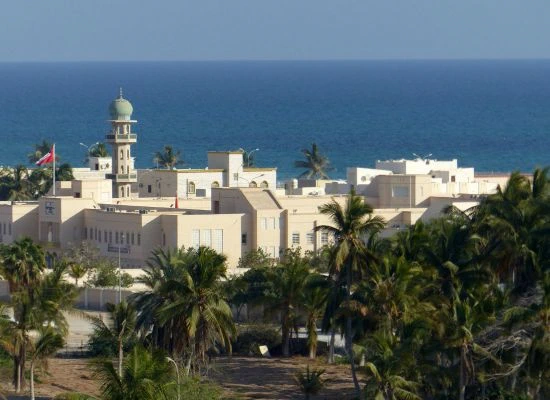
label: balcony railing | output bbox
[105,134,137,141]
[106,173,137,182]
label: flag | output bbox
[36,145,55,166]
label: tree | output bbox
[29,327,65,400]
[89,301,137,377]
[67,262,87,286]
[56,163,74,181]
[132,247,235,374]
[153,146,184,170]
[87,259,133,288]
[316,189,385,399]
[302,277,329,359]
[294,143,333,179]
[93,345,175,400]
[0,165,34,201]
[262,248,311,357]
[236,248,275,269]
[295,365,327,400]
[88,142,110,159]
[0,240,77,392]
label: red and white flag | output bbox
[35,145,55,166]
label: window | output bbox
[292,232,300,245]
[137,234,141,246]
[271,217,277,229]
[249,181,258,188]
[131,232,135,245]
[127,166,129,174]
[241,233,247,245]
[201,229,211,247]
[89,228,93,239]
[451,175,456,183]
[261,218,268,230]
[306,232,315,245]
[147,185,152,193]
[163,233,166,246]
[120,187,124,197]
[187,181,196,194]
[94,228,98,240]
[74,192,81,198]
[321,232,329,245]
[127,187,130,197]
[211,181,220,188]
[98,231,102,243]
[213,201,220,214]
[109,231,112,243]
[120,149,123,160]
[83,228,87,240]
[392,186,409,198]
[212,229,223,253]
[126,232,130,245]
[120,166,124,174]
[260,181,269,188]
[115,232,119,244]
[104,231,107,242]
[192,230,200,248]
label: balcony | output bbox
[106,173,137,183]
[105,133,137,143]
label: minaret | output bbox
[106,89,137,198]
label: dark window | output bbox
[213,201,220,214]
[451,175,456,182]
[74,192,81,198]
[147,185,152,193]
[241,233,247,245]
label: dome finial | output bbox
[119,87,123,99]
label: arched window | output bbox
[120,187,125,197]
[211,181,220,188]
[249,181,258,188]
[120,149,123,160]
[260,181,269,188]
[120,166,124,173]
[127,187,130,197]
[127,166,130,174]
[187,181,196,194]
[127,149,130,158]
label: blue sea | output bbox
[1,60,550,180]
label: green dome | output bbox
[109,90,133,120]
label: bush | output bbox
[233,325,281,356]
[179,377,223,399]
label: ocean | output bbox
[0,60,549,180]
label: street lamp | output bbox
[80,142,99,166]
[239,173,265,188]
[166,357,181,400]
[245,148,260,167]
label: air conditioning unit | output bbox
[105,207,116,212]
[138,209,149,214]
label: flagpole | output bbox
[52,144,56,196]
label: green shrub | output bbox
[233,325,281,356]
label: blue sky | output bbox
[1,0,549,61]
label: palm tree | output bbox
[0,240,77,392]
[56,163,74,181]
[262,249,311,357]
[89,143,110,158]
[89,301,137,377]
[67,262,87,286]
[295,365,327,400]
[93,346,175,400]
[29,327,65,400]
[132,247,235,374]
[316,189,385,399]
[302,278,329,359]
[153,146,184,170]
[363,331,421,400]
[294,143,332,179]
[0,165,34,201]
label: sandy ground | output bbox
[210,356,356,400]
[3,356,356,399]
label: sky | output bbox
[1,0,550,62]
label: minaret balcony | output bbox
[105,133,137,143]
[106,173,138,183]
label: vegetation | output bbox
[27,140,59,165]
[88,143,110,159]
[295,365,327,400]
[0,238,77,393]
[294,143,333,179]
[153,145,184,169]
